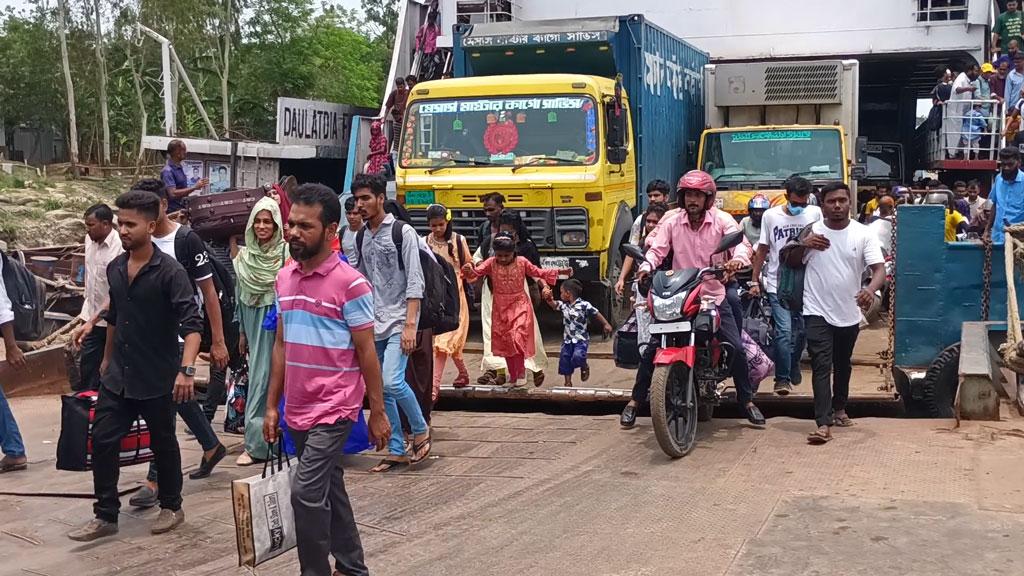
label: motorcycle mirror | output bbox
[713,231,744,254]
[620,243,645,262]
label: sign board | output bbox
[275,97,360,148]
[462,30,609,48]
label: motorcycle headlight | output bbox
[652,292,686,321]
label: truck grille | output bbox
[763,62,841,104]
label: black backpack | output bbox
[357,221,460,335]
[0,251,45,341]
[173,226,242,367]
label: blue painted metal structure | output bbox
[451,14,708,208]
[894,204,1024,367]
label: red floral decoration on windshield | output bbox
[484,111,518,155]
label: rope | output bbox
[998,224,1024,373]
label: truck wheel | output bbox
[921,343,960,418]
[601,247,630,328]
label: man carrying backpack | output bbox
[0,250,28,473]
[352,173,433,473]
[126,179,229,508]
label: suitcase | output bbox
[186,187,269,240]
[56,390,154,471]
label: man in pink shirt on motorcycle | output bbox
[622,170,766,428]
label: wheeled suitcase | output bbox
[186,187,269,240]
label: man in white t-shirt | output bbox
[784,182,885,445]
[749,177,822,395]
[949,64,980,157]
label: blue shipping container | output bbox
[452,14,708,207]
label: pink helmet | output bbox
[677,170,717,208]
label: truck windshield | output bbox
[866,143,903,181]
[399,95,599,168]
[702,129,844,186]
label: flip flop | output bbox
[0,461,27,473]
[369,459,408,473]
[410,436,432,464]
[532,370,545,387]
[833,414,855,427]
[477,370,497,386]
[806,430,833,445]
[581,365,591,382]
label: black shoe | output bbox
[773,380,793,396]
[128,485,159,509]
[620,404,638,428]
[791,371,802,386]
[745,404,766,426]
[189,444,226,480]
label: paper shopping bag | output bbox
[232,445,297,567]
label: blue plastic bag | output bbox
[278,397,373,456]
[262,304,277,331]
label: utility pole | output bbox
[222,0,231,138]
[93,0,111,166]
[57,0,79,173]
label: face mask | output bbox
[789,203,805,216]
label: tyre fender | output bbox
[920,343,960,418]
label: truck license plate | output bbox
[541,257,571,278]
[405,190,435,206]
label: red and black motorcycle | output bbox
[623,230,745,458]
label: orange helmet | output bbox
[677,170,717,209]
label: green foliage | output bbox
[0,0,390,163]
[42,198,64,211]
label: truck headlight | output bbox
[561,231,587,246]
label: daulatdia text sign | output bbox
[275,97,359,147]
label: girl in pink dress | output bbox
[462,233,572,386]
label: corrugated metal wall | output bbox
[616,15,707,207]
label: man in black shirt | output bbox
[69,190,202,542]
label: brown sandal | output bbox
[410,435,432,464]
[369,458,408,473]
[807,430,833,445]
[833,414,855,427]
[532,370,545,387]
[477,370,497,385]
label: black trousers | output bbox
[631,299,753,406]
[804,315,860,427]
[78,327,107,392]
[201,367,227,422]
[92,388,182,523]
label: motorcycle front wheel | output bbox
[650,362,697,458]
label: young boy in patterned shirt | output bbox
[543,279,613,387]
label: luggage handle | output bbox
[261,439,292,478]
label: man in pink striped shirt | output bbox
[264,184,388,576]
[631,170,766,427]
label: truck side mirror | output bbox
[608,146,628,165]
[605,101,626,148]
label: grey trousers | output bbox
[291,419,369,576]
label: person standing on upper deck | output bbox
[987,146,1024,243]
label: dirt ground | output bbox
[2,395,1023,576]
[0,175,126,249]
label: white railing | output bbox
[925,98,1006,162]
[915,0,969,22]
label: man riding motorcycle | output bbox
[619,170,767,428]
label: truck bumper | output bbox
[540,254,603,283]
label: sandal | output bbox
[581,365,590,382]
[410,435,432,464]
[477,370,497,386]
[453,374,471,388]
[806,429,833,445]
[369,458,408,473]
[833,414,855,427]
[532,370,545,387]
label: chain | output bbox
[879,211,897,392]
[982,234,993,321]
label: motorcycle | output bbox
[622,230,746,458]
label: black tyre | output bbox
[921,343,960,418]
[602,247,630,328]
[650,363,697,458]
[697,402,714,422]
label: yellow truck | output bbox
[395,16,708,325]
[699,60,866,217]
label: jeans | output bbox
[630,301,754,406]
[804,315,859,427]
[78,326,106,392]
[0,387,26,458]
[558,341,589,375]
[375,333,428,457]
[93,388,181,522]
[291,419,368,576]
[767,293,806,384]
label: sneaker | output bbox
[129,484,159,509]
[151,508,185,535]
[68,518,118,542]
[773,380,793,396]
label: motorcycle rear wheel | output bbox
[651,363,697,458]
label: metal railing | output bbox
[924,98,1006,162]
[915,0,969,22]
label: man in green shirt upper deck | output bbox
[994,1,1024,57]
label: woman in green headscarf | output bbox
[232,196,286,465]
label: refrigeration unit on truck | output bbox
[394,14,708,325]
[699,59,866,217]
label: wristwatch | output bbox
[179,365,196,377]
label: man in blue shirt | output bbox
[160,140,207,213]
[988,146,1024,244]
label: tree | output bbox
[91,0,110,165]
[57,0,79,170]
